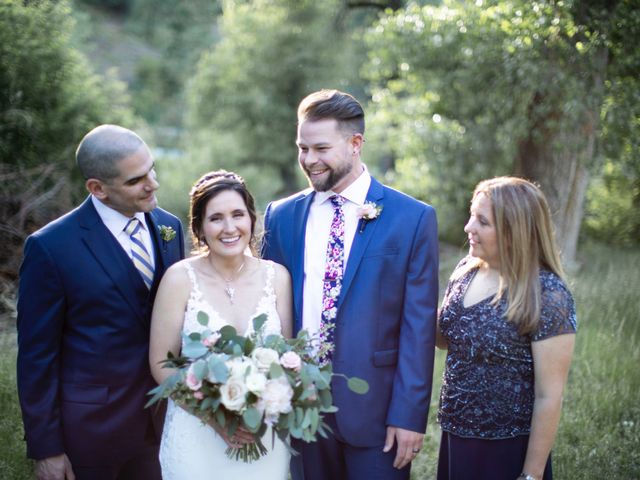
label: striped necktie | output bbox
[124,218,154,289]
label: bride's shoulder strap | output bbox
[183,261,202,298]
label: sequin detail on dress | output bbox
[437,256,577,439]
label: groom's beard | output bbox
[303,161,353,192]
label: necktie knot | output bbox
[125,217,142,236]
[330,195,345,209]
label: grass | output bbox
[1,242,638,479]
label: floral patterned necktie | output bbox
[319,195,346,366]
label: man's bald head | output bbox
[76,125,148,181]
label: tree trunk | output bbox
[514,122,594,269]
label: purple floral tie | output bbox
[319,195,346,366]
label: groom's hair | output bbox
[297,89,365,137]
[76,124,147,181]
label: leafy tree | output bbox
[185,0,365,206]
[0,0,137,277]
[364,0,640,259]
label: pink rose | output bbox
[202,332,221,348]
[280,351,302,372]
[193,391,204,400]
[185,363,203,391]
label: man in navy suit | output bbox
[17,125,185,480]
[262,90,439,479]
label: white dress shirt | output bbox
[302,167,372,338]
[91,195,156,269]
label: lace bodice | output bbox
[438,256,577,439]
[182,260,282,344]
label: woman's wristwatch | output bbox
[518,474,537,480]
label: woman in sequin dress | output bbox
[436,177,577,480]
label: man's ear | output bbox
[86,178,107,200]
[351,133,364,157]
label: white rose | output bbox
[245,370,268,394]
[258,377,293,417]
[225,357,251,379]
[251,348,280,373]
[220,376,248,412]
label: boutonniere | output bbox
[158,225,177,242]
[356,202,383,233]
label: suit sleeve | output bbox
[261,202,279,263]
[386,205,439,432]
[16,235,66,459]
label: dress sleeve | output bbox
[533,273,577,341]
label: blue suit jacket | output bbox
[262,177,438,446]
[16,196,185,464]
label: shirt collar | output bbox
[91,195,147,234]
[314,165,372,207]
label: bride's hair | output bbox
[189,170,258,254]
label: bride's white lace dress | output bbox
[159,260,290,480]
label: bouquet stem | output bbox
[225,438,268,463]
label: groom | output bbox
[17,125,185,480]
[262,90,439,479]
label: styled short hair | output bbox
[456,176,565,334]
[76,125,146,181]
[189,170,258,254]
[297,89,365,136]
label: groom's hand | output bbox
[383,426,424,469]
[35,453,75,480]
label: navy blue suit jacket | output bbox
[262,177,439,446]
[16,196,184,464]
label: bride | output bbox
[149,170,293,480]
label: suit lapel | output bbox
[78,198,147,322]
[338,178,385,307]
[293,191,315,331]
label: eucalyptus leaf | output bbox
[252,313,268,332]
[347,377,370,395]
[182,341,208,359]
[219,325,237,340]
[207,356,229,383]
[242,407,262,432]
[192,360,208,380]
[269,363,285,379]
[197,310,210,326]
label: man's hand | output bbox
[35,454,75,480]
[383,426,425,469]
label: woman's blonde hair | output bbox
[456,176,565,334]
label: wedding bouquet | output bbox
[147,313,368,462]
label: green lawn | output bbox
[1,242,638,479]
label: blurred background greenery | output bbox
[1,0,638,478]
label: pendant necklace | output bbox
[211,260,246,304]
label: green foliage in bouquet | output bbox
[147,313,368,462]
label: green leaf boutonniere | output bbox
[158,225,177,242]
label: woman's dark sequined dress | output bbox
[438,257,577,439]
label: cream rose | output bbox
[220,376,248,412]
[258,377,293,418]
[245,370,268,394]
[225,357,251,379]
[251,347,280,373]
